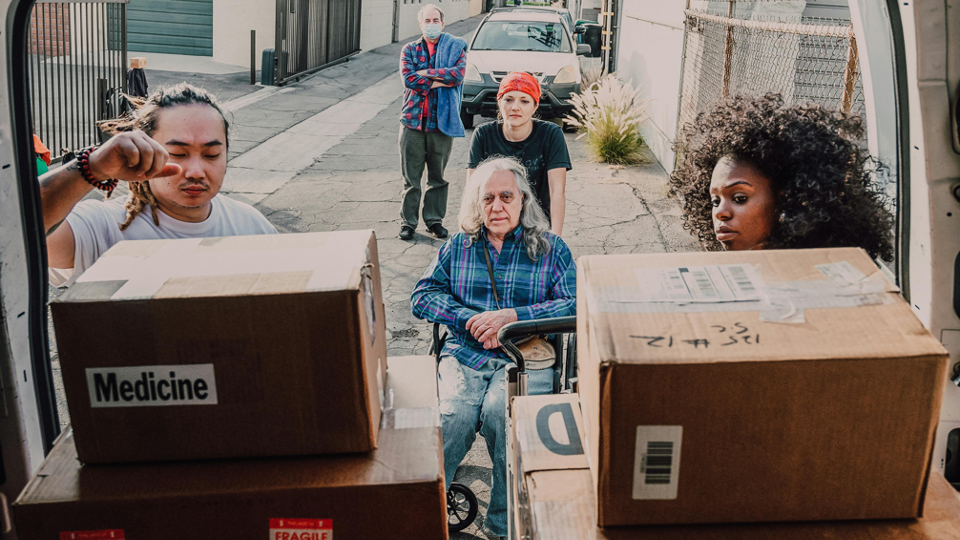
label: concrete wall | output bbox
[361,0,481,52]
[360,0,396,52]
[214,0,480,69]
[614,0,686,172]
[213,0,275,69]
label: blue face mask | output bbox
[423,23,443,40]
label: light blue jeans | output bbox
[438,355,553,537]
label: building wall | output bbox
[360,0,395,52]
[214,0,480,70]
[213,0,276,69]
[30,4,70,56]
[614,0,686,172]
[361,0,481,52]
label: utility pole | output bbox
[601,0,611,74]
[392,0,400,42]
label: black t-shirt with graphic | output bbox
[467,119,572,222]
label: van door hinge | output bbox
[953,82,960,154]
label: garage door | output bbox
[127,0,213,56]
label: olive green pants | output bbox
[399,126,453,229]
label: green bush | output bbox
[564,74,652,165]
[586,114,647,165]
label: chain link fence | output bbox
[676,1,864,155]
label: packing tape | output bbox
[758,275,890,323]
[76,236,370,300]
[380,406,441,430]
[589,261,893,324]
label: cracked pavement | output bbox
[49,15,700,538]
[244,68,697,539]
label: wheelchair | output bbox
[429,316,578,534]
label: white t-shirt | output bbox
[50,194,278,286]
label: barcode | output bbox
[634,425,682,500]
[728,265,756,295]
[643,441,674,485]
[686,269,719,299]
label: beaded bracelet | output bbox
[77,146,118,194]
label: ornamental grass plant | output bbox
[564,74,652,165]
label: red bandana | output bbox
[497,72,541,104]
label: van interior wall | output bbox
[213,0,275,70]
[0,172,47,514]
[362,0,479,52]
[613,0,687,173]
[0,0,51,503]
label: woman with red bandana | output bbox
[468,72,571,235]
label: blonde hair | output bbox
[98,83,228,231]
[458,156,551,260]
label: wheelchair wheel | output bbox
[447,482,478,533]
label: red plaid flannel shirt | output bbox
[400,36,466,131]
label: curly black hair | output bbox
[669,94,894,261]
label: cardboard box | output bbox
[512,394,960,540]
[577,248,949,526]
[52,231,388,464]
[14,356,446,540]
[512,393,589,540]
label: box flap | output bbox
[381,356,440,430]
[513,394,588,473]
[581,248,947,365]
[58,231,375,302]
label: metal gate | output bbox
[28,0,128,161]
[274,0,362,86]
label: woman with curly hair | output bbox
[669,93,894,260]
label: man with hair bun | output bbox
[41,83,276,286]
[397,3,467,241]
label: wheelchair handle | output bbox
[497,316,578,373]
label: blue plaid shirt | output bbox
[400,35,466,132]
[411,226,577,370]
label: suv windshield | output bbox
[472,20,572,53]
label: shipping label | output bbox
[634,264,762,303]
[60,531,124,540]
[85,364,218,408]
[269,519,333,540]
[632,425,683,500]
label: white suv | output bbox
[460,10,591,129]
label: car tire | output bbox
[460,110,475,130]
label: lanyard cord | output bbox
[481,234,501,311]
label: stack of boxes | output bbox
[512,248,960,538]
[13,231,447,539]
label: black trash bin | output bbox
[261,48,276,86]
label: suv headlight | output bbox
[465,63,482,82]
[553,65,579,84]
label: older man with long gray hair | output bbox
[411,156,576,539]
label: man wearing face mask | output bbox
[398,4,467,242]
